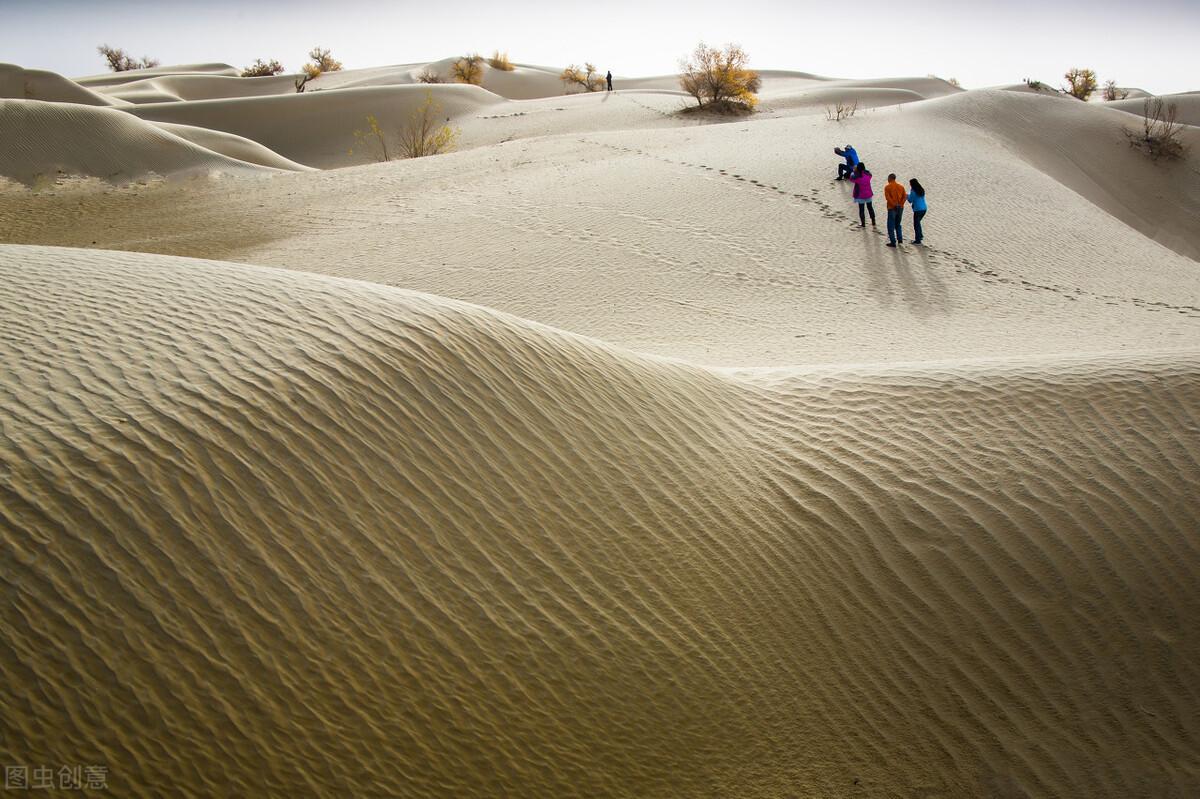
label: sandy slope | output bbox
[4,82,1197,365]
[0,62,124,106]
[2,245,1198,799]
[0,100,286,184]
[2,57,1199,799]
[1108,92,1200,128]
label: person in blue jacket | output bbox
[908,178,928,244]
[834,145,859,180]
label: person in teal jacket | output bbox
[908,178,928,244]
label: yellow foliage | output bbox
[1062,67,1097,101]
[452,54,483,85]
[308,47,342,73]
[559,62,603,92]
[399,91,460,158]
[302,63,322,81]
[350,114,390,162]
[678,42,760,113]
[488,50,514,71]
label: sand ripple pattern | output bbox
[2,245,1199,797]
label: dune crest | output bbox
[2,245,1198,798]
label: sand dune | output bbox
[100,72,300,104]
[914,89,1200,260]
[151,122,312,172]
[0,100,284,184]
[1108,92,1200,128]
[0,62,124,106]
[2,244,1198,798]
[123,84,501,168]
[73,62,239,88]
[2,54,1198,799]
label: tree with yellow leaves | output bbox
[678,43,760,113]
[560,62,604,93]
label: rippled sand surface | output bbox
[3,246,1198,797]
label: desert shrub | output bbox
[416,67,443,84]
[1103,80,1129,101]
[825,99,858,121]
[1126,97,1186,160]
[947,77,961,88]
[348,94,460,162]
[295,63,321,92]
[398,92,460,158]
[241,58,284,77]
[560,63,603,93]
[97,45,159,72]
[308,47,343,73]
[488,50,515,71]
[678,42,760,113]
[1063,68,1097,101]
[351,115,391,162]
[452,54,483,85]
[1026,79,1047,92]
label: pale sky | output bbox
[2,0,1197,94]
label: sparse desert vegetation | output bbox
[399,92,460,158]
[307,47,343,73]
[1103,79,1130,101]
[1063,68,1098,101]
[488,51,515,71]
[241,59,285,77]
[679,43,760,113]
[826,98,858,121]
[416,67,443,84]
[97,45,159,72]
[349,93,459,161]
[295,64,320,93]
[559,63,604,93]
[452,54,484,85]
[1126,96,1186,160]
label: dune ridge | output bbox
[0,99,287,184]
[2,245,1198,798]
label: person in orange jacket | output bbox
[883,173,907,247]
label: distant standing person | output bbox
[884,173,907,247]
[908,178,927,244]
[848,163,876,227]
[834,144,859,180]
[606,70,613,92]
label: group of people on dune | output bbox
[834,145,927,247]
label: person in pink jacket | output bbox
[848,162,876,227]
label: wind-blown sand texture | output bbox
[2,58,1199,798]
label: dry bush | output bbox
[678,42,760,113]
[488,50,515,71]
[452,54,483,85]
[295,63,321,92]
[308,47,343,73]
[350,115,390,162]
[1103,80,1129,101]
[241,59,284,77]
[347,94,460,162]
[560,62,603,93]
[416,67,443,84]
[825,98,858,121]
[1026,79,1047,92]
[1126,97,1186,160]
[97,45,159,72]
[947,77,961,88]
[398,92,460,158]
[1063,68,1097,101]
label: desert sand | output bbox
[1,57,1198,798]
